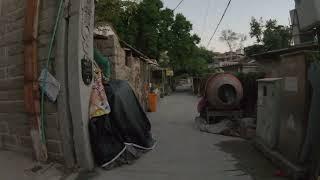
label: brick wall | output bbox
[0,0,64,162]
[94,35,149,110]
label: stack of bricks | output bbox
[0,0,64,162]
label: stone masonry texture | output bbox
[94,35,149,110]
[0,0,63,162]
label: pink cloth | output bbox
[197,97,208,113]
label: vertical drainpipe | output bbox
[23,0,48,161]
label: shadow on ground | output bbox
[215,139,288,180]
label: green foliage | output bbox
[263,20,292,51]
[195,47,216,63]
[95,0,213,76]
[249,17,263,43]
[248,17,292,53]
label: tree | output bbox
[95,0,212,76]
[157,8,175,59]
[220,30,239,52]
[248,17,292,52]
[169,14,203,74]
[194,46,216,63]
[219,29,247,53]
[249,17,263,43]
[263,19,292,50]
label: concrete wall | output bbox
[278,52,310,163]
[94,35,149,109]
[256,58,282,77]
[255,51,313,163]
[0,0,64,162]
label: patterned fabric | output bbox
[89,63,111,119]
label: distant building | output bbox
[213,51,244,62]
[208,51,257,74]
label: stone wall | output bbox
[94,35,149,110]
[0,0,64,162]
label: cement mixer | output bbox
[205,73,243,110]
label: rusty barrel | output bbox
[205,73,243,109]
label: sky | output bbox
[162,0,295,52]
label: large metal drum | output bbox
[205,73,243,109]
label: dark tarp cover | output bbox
[89,80,155,168]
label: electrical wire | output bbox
[173,0,185,11]
[206,0,232,48]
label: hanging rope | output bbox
[40,0,64,143]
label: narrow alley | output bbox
[86,87,285,180]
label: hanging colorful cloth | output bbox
[89,62,111,119]
[94,48,111,82]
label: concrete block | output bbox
[101,37,116,49]
[38,34,51,48]
[38,47,55,61]
[45,128,61,141]
[1,134,17,146]
[44,101,58,114]
[0,101,25,113]
[7,54,23,66]
[39,6,57,22]
[0,113,28,123]
[7,43,24,56]
[5,18,24,34]
[0,122,9,134]
[46,140,62,154]
[0,26,5,39]
[19,136,33,149]
[0,77,24,90]
[40,0,58,10]
[2,30,24,46]
[5,7,25,22]
[0,90,24,101]
[1,0,25,15]
[39,19,55,35]
[45,113,59,129]
[0,47,5,57]
[101,47,116,56]
[7,64,23,77]
[8,125,30,137]
[0,68,6,79]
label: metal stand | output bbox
[206,107,242,123]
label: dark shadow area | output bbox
[215,139,288,180]
[218,84,237,104]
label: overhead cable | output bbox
[173,0,185,11]
[207,0,232,48]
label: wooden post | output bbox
[24,0,48,162]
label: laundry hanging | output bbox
[89,63,111,119]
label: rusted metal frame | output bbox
[24,0,48,162]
